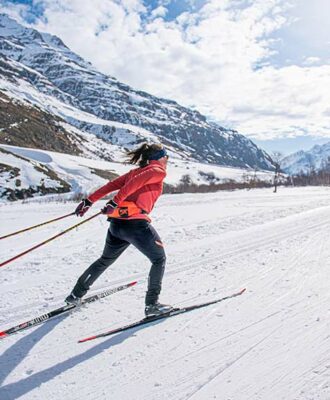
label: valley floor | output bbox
[1,187,330,399]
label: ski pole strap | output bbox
[0,212,75,240]
[0,212,102,269]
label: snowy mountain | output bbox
[282,142,330,175]
[0,14,273,170]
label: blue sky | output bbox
[1,0,330,155]
[269,1,330,67]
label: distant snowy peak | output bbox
[0,14,273,170]
[282,142,330,174]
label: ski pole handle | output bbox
[0,212,75,240]
[0,212,102,268]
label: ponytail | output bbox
[126,143,163,168]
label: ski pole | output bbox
[0,212,75,240]
[0,212,102,268]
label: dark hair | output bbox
[126,143,163,168]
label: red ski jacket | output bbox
[88,160,166,221]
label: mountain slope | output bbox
[0,14,273,170]
[0,89,129,162]
[0,90,83,155]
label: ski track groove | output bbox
[159,310,282,369]
[247,227,325,308]
[181,326,280,400]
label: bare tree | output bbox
[271,151,283,193]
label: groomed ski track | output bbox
[1,187,330,399]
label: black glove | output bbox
[75,198,93,217]
[101,199,118,215]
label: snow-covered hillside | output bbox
[0,146,71,200]
[282,141,330,175]
[0,144,274,201]
[0,144,126,200]
[1,187,330,399]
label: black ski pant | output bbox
[72,219,166,305]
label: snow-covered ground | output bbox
[1,187,330,399]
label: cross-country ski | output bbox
[0,281,137,339]
[78,288,246,343]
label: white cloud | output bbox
[1,0,330,142]
[150,6,167,19]
[303,56,321,65]
[0,2,27,21]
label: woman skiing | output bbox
[65,143,172,317]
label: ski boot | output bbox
[145,302,173,317]
[65,292,82,306]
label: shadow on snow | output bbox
[0,318,164,400]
